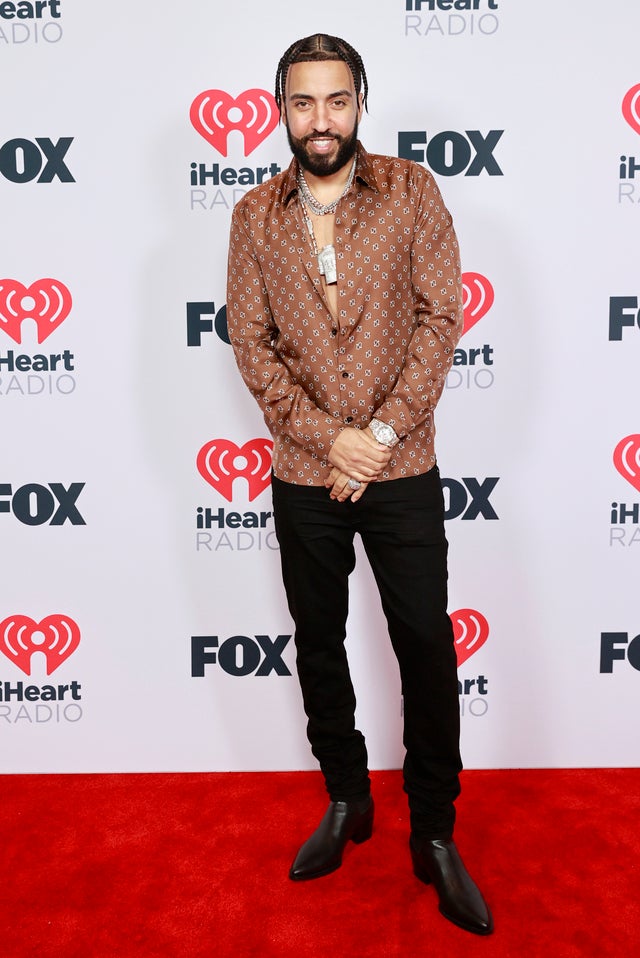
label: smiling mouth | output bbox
[307,137,337,152]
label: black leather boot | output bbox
[410,835,493,935]
[289,797,374,881]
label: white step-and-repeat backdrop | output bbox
[2,1,639,774]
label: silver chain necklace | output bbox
[297,158,356,215]
[297,159,356,285]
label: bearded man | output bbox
[226,33,493,936]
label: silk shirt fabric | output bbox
[226,142,463,485]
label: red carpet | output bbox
[3,768,639,957]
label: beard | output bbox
[286,120,359,177]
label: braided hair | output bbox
[275,34,369,116]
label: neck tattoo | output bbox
[297,159,357,286]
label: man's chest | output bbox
[257,200,414,305]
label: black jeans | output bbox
[272,466,462,840]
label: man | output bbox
[226,34,492,936]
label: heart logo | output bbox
[197,438,274,502]
[0,278,72,344]
[622,83,640,136]
[190,89,279,157]
[613,434,640,493]
[451,608,489,666]
[461,272,494,335]
[0,614,81,676]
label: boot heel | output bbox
[411,850,432,885]
[351,820,373,844]
[351,805,374,844]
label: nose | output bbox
[312,102,330,131]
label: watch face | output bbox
[372,421,396,446]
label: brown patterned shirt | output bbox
[226,142,463,485]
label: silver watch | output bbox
[369,418,399,448]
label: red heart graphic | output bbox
[451,608,489,666]
[197,438,273,502]
[613,435,640,493]
[0,278,72,344]
[461,272,494,335]
[0,614,81,676]
[622,83,640,136]
[190,89,279,157]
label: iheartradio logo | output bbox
[0,278,72,344]
[0,614,80,676]
[613,435,640,493]
[190,89,279,157]
[197,438,274,502]
[461,272,494,335]
[451,608,489,666]
[622,83,640,136]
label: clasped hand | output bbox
[325,427,392,503]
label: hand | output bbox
[324,467,370,503]
[328,427,392,482]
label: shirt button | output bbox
[342,371,349,378]
[330,328,337,336]
[345,416,353,424]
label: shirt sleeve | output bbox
[373,166,463,439]
[226,202,343,460]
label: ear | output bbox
[357,92,364,120]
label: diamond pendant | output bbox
[317,244,337,285]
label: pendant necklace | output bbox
[297,159,356,286]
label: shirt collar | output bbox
[281,141,379,208]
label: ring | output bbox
[347,479,361,490]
